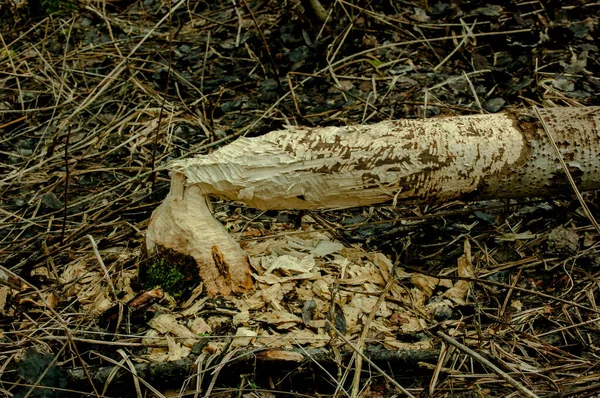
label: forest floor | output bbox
[1,0,600,397]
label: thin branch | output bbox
[151,0,175,192]
[61,125,71,244]
[327,320,416,398]
[240,0,284,93]
[437,332,539,398]
[532,106,600,234]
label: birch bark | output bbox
[146,107,600,296]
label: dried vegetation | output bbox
[1,0,600,397]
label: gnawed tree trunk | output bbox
[146,107,600,296]
[145,173,254,297]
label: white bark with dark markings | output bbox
[147,107,600,296]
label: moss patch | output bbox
[141,258,186,299]
[139,248,200,300]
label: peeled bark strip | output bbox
[147,107,600,296]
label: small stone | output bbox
[547,226,579,255]
[484,98,505,112]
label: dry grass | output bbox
[1,0,599,397]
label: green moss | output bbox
[139,247,200,301]
[141,258,187,299]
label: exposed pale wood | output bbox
[146,173,253,297]
[147,107,600,296]
[172,107,600,209]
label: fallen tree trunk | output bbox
[146,107,600,296]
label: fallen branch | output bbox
[146,107,600,296]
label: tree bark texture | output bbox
[147,107,600,296]
[171,107,600,209]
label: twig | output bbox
[351,259,399,398]
[87,234,117,300]
[290,336,351,397]
[240,0,284,93]
[151,0,175,192]
[434,19,477,72]
[463,71,484,113]
[200,31,210,95]
[532,106,600,234]
[403,265,600,313]
[437,332,539,398]
[0,267,23,290]
[116,350,143,398]
[55,0,188,134]
[0,33,24,112]
[0,264,101,397]
[326,320,416,398]
[22,342,69,398]
[89,351,167,398]
[428,341,449,395]
[61,125,71,244]
[286,73,302,116]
